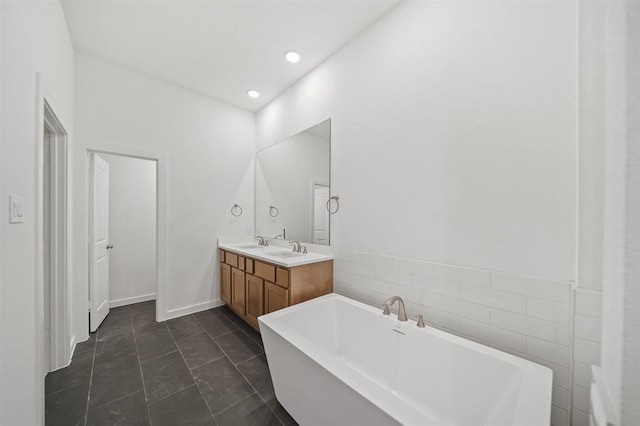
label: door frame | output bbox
[309,178,330,244]
[86,144,169,322]
[35,73,71,378]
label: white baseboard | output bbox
[48,335,76,374]
[165,299,225,321]
[68,334,77,365]
[109,293,156,308]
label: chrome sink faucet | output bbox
[382,296,408,321]
[254,236,268,247]
[289,240,307,253]
[273,228,286,239]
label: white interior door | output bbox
[313,185,330,245]
[90,153,110,332]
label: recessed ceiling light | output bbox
[285,51,300,63]
[247,90,260,98]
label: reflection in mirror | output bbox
[255,119,330,245]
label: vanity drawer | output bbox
[276,267,289,289]
[225,252,238,268]
[238,256,246,271]
[264,281,289,314]
[245,258,254,274]
[218,249,225,263]
[254,261,275,282]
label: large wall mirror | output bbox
[255,119,331,245]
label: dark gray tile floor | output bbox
[45,301,297,426]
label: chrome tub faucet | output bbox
[382,296,408,321]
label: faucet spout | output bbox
[289,240,302,253]
[254,236,268,246]
[382,296,408,321]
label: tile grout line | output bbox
[65,303,282,425]
[234,352,261,367]
[166,314,221,424]
[217,306,265,350]
[218,308,264,347]
[211,309,284,425]
[233,360,284,425]
[190,312,250,421]
[44,353,94,398]
[193,312,240,341]
[82,331,98,426]
[130,308,155,426]
[213,391,259,419]
[146,383,201,407]
[138,347,179,366]
[186,353,226,372]
[233,327,290,423]
[192,310,279,423]
[87,388,147,412]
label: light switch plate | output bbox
[9,194,24,224]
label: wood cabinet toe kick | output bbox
[218,248,333,330]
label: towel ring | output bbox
[230,204,243,217]
[326,196,340,214]
[269,205,279,217]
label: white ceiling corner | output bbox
[61,0,402,112]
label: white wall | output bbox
[622,4,640,424]
[257,0,577,282]
[73,54,254,340]
[0,1,75,424]
[598,0,627,423]
[571,1,608,423]
[101,154,157,306]
[256,1,577,425]
[256,130,329,242]
[0,4,4,418]
[597,1,640,424]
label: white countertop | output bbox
[218,241,333,268]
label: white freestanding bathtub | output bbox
[259,293,552,426]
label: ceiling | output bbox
[61,0,401,112]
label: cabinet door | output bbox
[231,267,246,315]
[220,262,231,304]
[245,274,264,329]
[264,281,289,315]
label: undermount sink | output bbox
[232,243,262,249]
[267,250,305,259]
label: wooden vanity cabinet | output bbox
[220,262,231,305]
[245,274,264,328]
[219,248,333,331]
[230,267,246,316]
[264,281,288,314]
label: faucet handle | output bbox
[254,236,268,246]
[416,315,425,328]
[382,304,390,315]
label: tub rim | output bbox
[259,293,552,426]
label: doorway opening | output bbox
[310,180,330,245]
[88,149,164,332]
[42,100,69,372]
